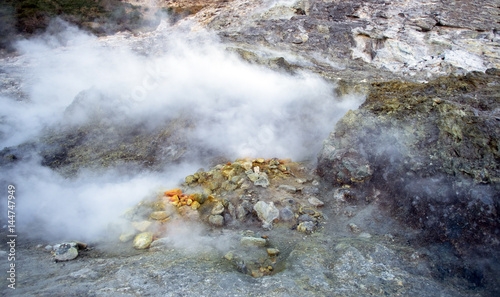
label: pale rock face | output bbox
[182,0,499,81]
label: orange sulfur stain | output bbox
[165,189,183,196]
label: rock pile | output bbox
[184,158,325,234]
[119,188,208,249]
[118,158,326,254]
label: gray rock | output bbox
[278,184,296,193]
[211,202,225,215]
[302,186,320,195]
[297,221,316,234]
[253,174,270,188]
[240,236,268,247]
[236,204,249,221]
[246,172,260,182]
[253,201,280,229]
[308,197,324,207]
[348,223,361,234]
[54,243,79,262]
[267,248,280,256]
[208,215,224,227]
[280,206,295,221]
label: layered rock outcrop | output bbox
[189,0,500,81]
[317,70,500,252]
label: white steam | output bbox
[0,20,363,242]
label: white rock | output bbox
[241,236,268,247]
[253,201,279,229]
[308,197,325,207]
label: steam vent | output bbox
[0,0,499,296]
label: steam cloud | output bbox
[0,20,364,242]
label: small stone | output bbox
[236,205,249,220]
[254,201,280,229]
[255,158,265,163]
[45,245,53,251]
[280,207,295,221]
[358,232,372,239]
[247,172,260,182]
[267,248,280,256]
[241,236,268,247]
[317,24,329,34]
[54,243,79,262]
[348,223,361,234]
[278,165,287,172]
[224,251,235,261]
[241,161,253,171]
[302,186,319,195]
[297,221,316,234]
[308,197,324,207]
[211,202,225,215]
[240,181,251,189]
[209,215,224,227]
[242,230,255,237]
[133,232,153,249]
[207,180,220,191]
[185,175,197,184]
[296,178,307,184]
[191,201,201,210]
[278,185,296,193]
[227,202,236,217]
[222,181,238,191]
[132,221,152,232]
[191,193,205,204]
[150,211,169,220]
[254,175,270,188]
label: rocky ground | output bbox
[0,159,493,296]
[0,0,499,296]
